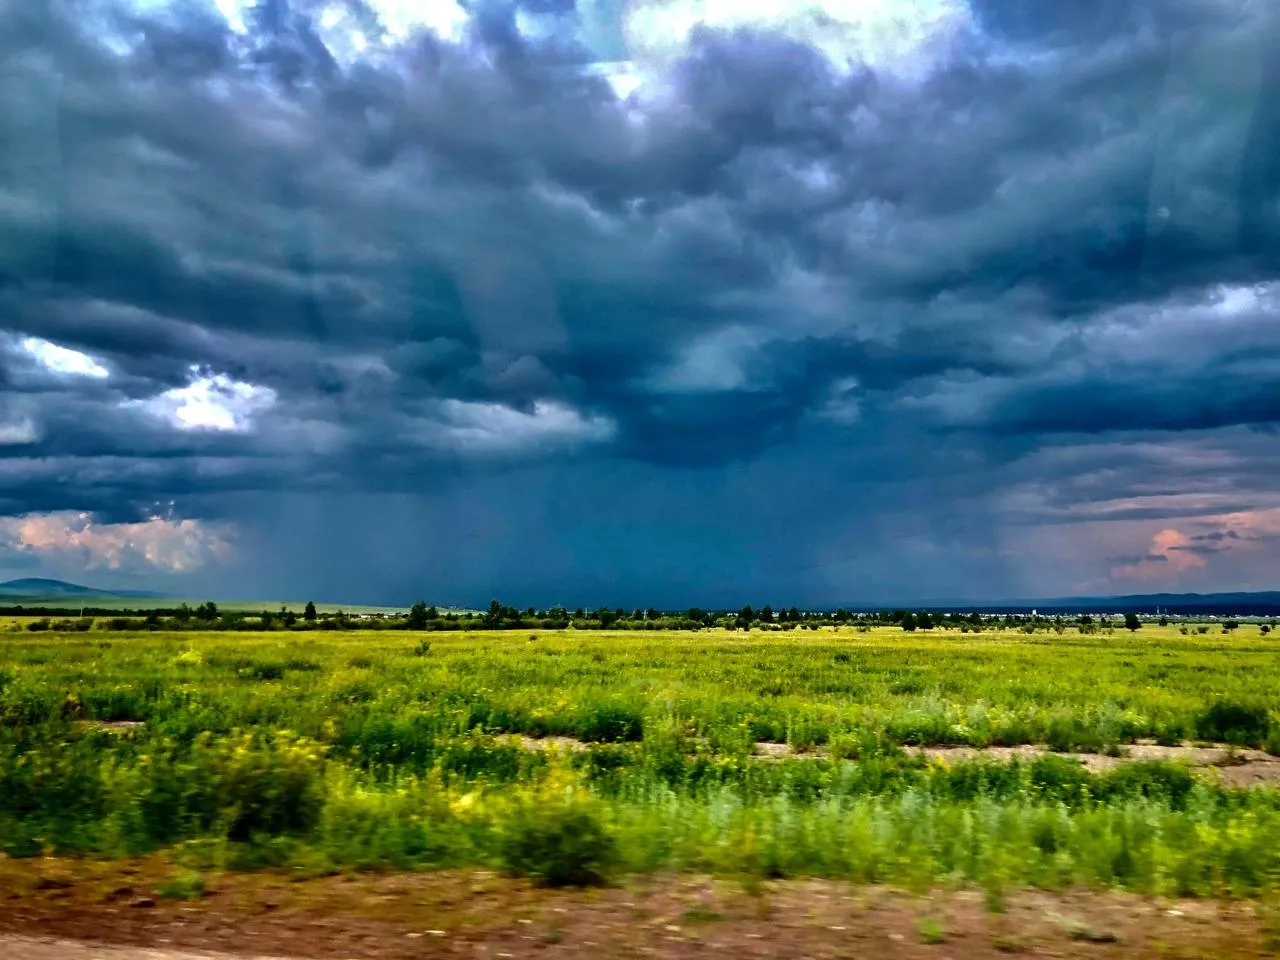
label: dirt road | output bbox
[0,937,290,960]
[0,857,1273,959]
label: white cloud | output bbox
[421,399,615,454]
[646,327,766,393]
[208,0,470,44]
[0,417,38,445]
[0,510,234,573]
[131,367,277,433]
[816,377,862,424]
[622,0,972,87]
[20,336,110,378]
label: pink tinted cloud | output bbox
[1111,528,1207,581]
[1,511,234,574]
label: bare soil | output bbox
[1,858,1277,960]
[749,740,1280,786]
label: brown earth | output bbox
[1,858,1278,960]
[749,740,1280,786]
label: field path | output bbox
[0,864,1270,960]
[0,936,292,960]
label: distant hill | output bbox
[0,578,165,600]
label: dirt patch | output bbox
[73,720,146,733]
[515,735,589,753]
[0,859,1272,959]
[910,740,1280,784]
[0,936,292,960]
[747,739,1280,784]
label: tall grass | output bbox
[1,627,1278,890]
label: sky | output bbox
[1,0,1280,607]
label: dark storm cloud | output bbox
[2,0,1280,600]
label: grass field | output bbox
[2,625,1280,897]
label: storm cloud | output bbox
[1,0,1279,605]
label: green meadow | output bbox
[2,625,1280,894]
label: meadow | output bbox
[2,625,1280,897]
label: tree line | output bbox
[16,600,1271,634]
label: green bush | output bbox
[1197,701,1270,746]
[577,704,644,743]
[497,804,616,887]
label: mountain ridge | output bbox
[0,578,165,599]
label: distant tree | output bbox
[901,612,918,632]
[1261,624,1272,635]
[280,605,297,627]
[760,605,774,624]
[484,600,504,627]
[917,611,934,630]
[304,600,317,622]
[574,608,586,620]
[1123,612,1141,632]
[174,602,193,623]
[1158,616,1169,626]
[598,606,617,628]
[407,601,430,630]
[196,601,219,622]
[788,606,801,623]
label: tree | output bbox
[1123,612,1141,632]
[901,612,918,632]
[917,611,934,630]
[760,605,774,623]
[484,599,504,627]
[304,600,317,622]
[407,601,430,630]
[196,601,219,622]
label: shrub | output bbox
[157,871,207,900]
[497,804,616,887]
[1197,700,1270,746]
[241,662,285,682]
[577,704,644,743]
[25,619,50,633]
[207,732,327,842]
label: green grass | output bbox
[0,626,1278,893]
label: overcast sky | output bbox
[2,0,1279,607]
